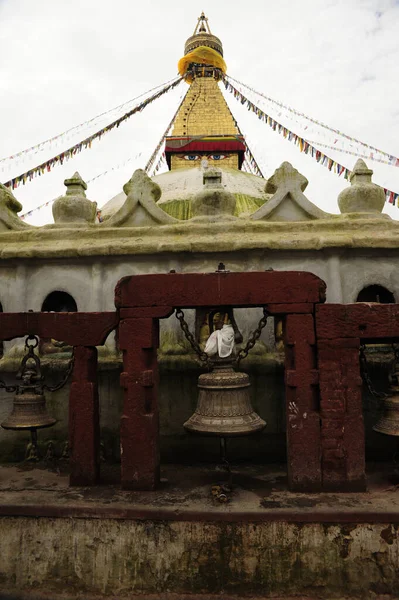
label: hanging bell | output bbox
[373,364,399,436]
[1,386,56,431]
[184,358,266,436]
[1,337,56,432]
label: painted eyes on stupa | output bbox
[209,154,226,161]
[183,154,227,161]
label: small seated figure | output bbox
[40,293,76,354]
[204,312,235,358]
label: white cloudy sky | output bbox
[1,0,399,224]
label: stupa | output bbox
[102,12,268,221]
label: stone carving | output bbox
[52,172,97,225]
[190,168,236,221]
[338,159,386,215]
[251,161,331,221]
[0,183,32,231]
[104,169,178,227]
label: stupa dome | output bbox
[101,166,270,221]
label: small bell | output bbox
[373,353,399,436]
[1,387,56,431]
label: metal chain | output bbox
[0,336,75,394]
[235,308,269,367]
[175,309,211,366]
[359,344,389,400]
[175,307,269,368]
[43,351,75,392]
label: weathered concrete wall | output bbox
[0,517,398,597]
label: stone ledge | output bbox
[0,216,398,258]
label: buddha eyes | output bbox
[183,154,227,161]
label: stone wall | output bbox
[0,517,398,597]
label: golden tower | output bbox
[165,13,246,171]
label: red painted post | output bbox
[69,346,100,486]
[318,337,366,491]
[119,317,160,490]
[284,314,322,491]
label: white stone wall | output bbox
[0,248,397,356]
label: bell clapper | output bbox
[217,436,232,488]
[211,437,233,502]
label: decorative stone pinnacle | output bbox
[52,171,96,225]
[350,158,373,185]
[64,172,87,197]
[265,162,308,194]
[338,158,385,215]
[203,168,222,188]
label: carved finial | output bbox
[194,12,211,35]
[350,159,373,185]
[52,171,96,225]
[0,182,23,214]
[338,158,385,215]
[64,172,87,197]
[265,162,308,195]
[251,161,330,221]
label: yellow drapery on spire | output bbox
[178,46,227,84]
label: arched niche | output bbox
[41,291,78,313]
[41,291,77,353]
[356,285,395,304]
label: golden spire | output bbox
[166,14,245,172]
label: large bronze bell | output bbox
[1,337,56,432]
[184,358,266,436]
[373,361,399,436]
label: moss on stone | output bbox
[159,194,267,220]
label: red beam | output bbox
[317,303,399,340]
[115,272,326,309]
[0,312,118,345]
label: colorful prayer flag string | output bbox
[225,74,399,166]
[145,88,189,174]
[3,77,183,190]
[221,75,399,207]
[304,140,398,167]
[0,76,182,165]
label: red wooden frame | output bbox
[1,274,396,493]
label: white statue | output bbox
[204,312,235,358]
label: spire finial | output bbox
[193,12,212,35]
[185,12,223,59]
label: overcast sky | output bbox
[1,0,399,225]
